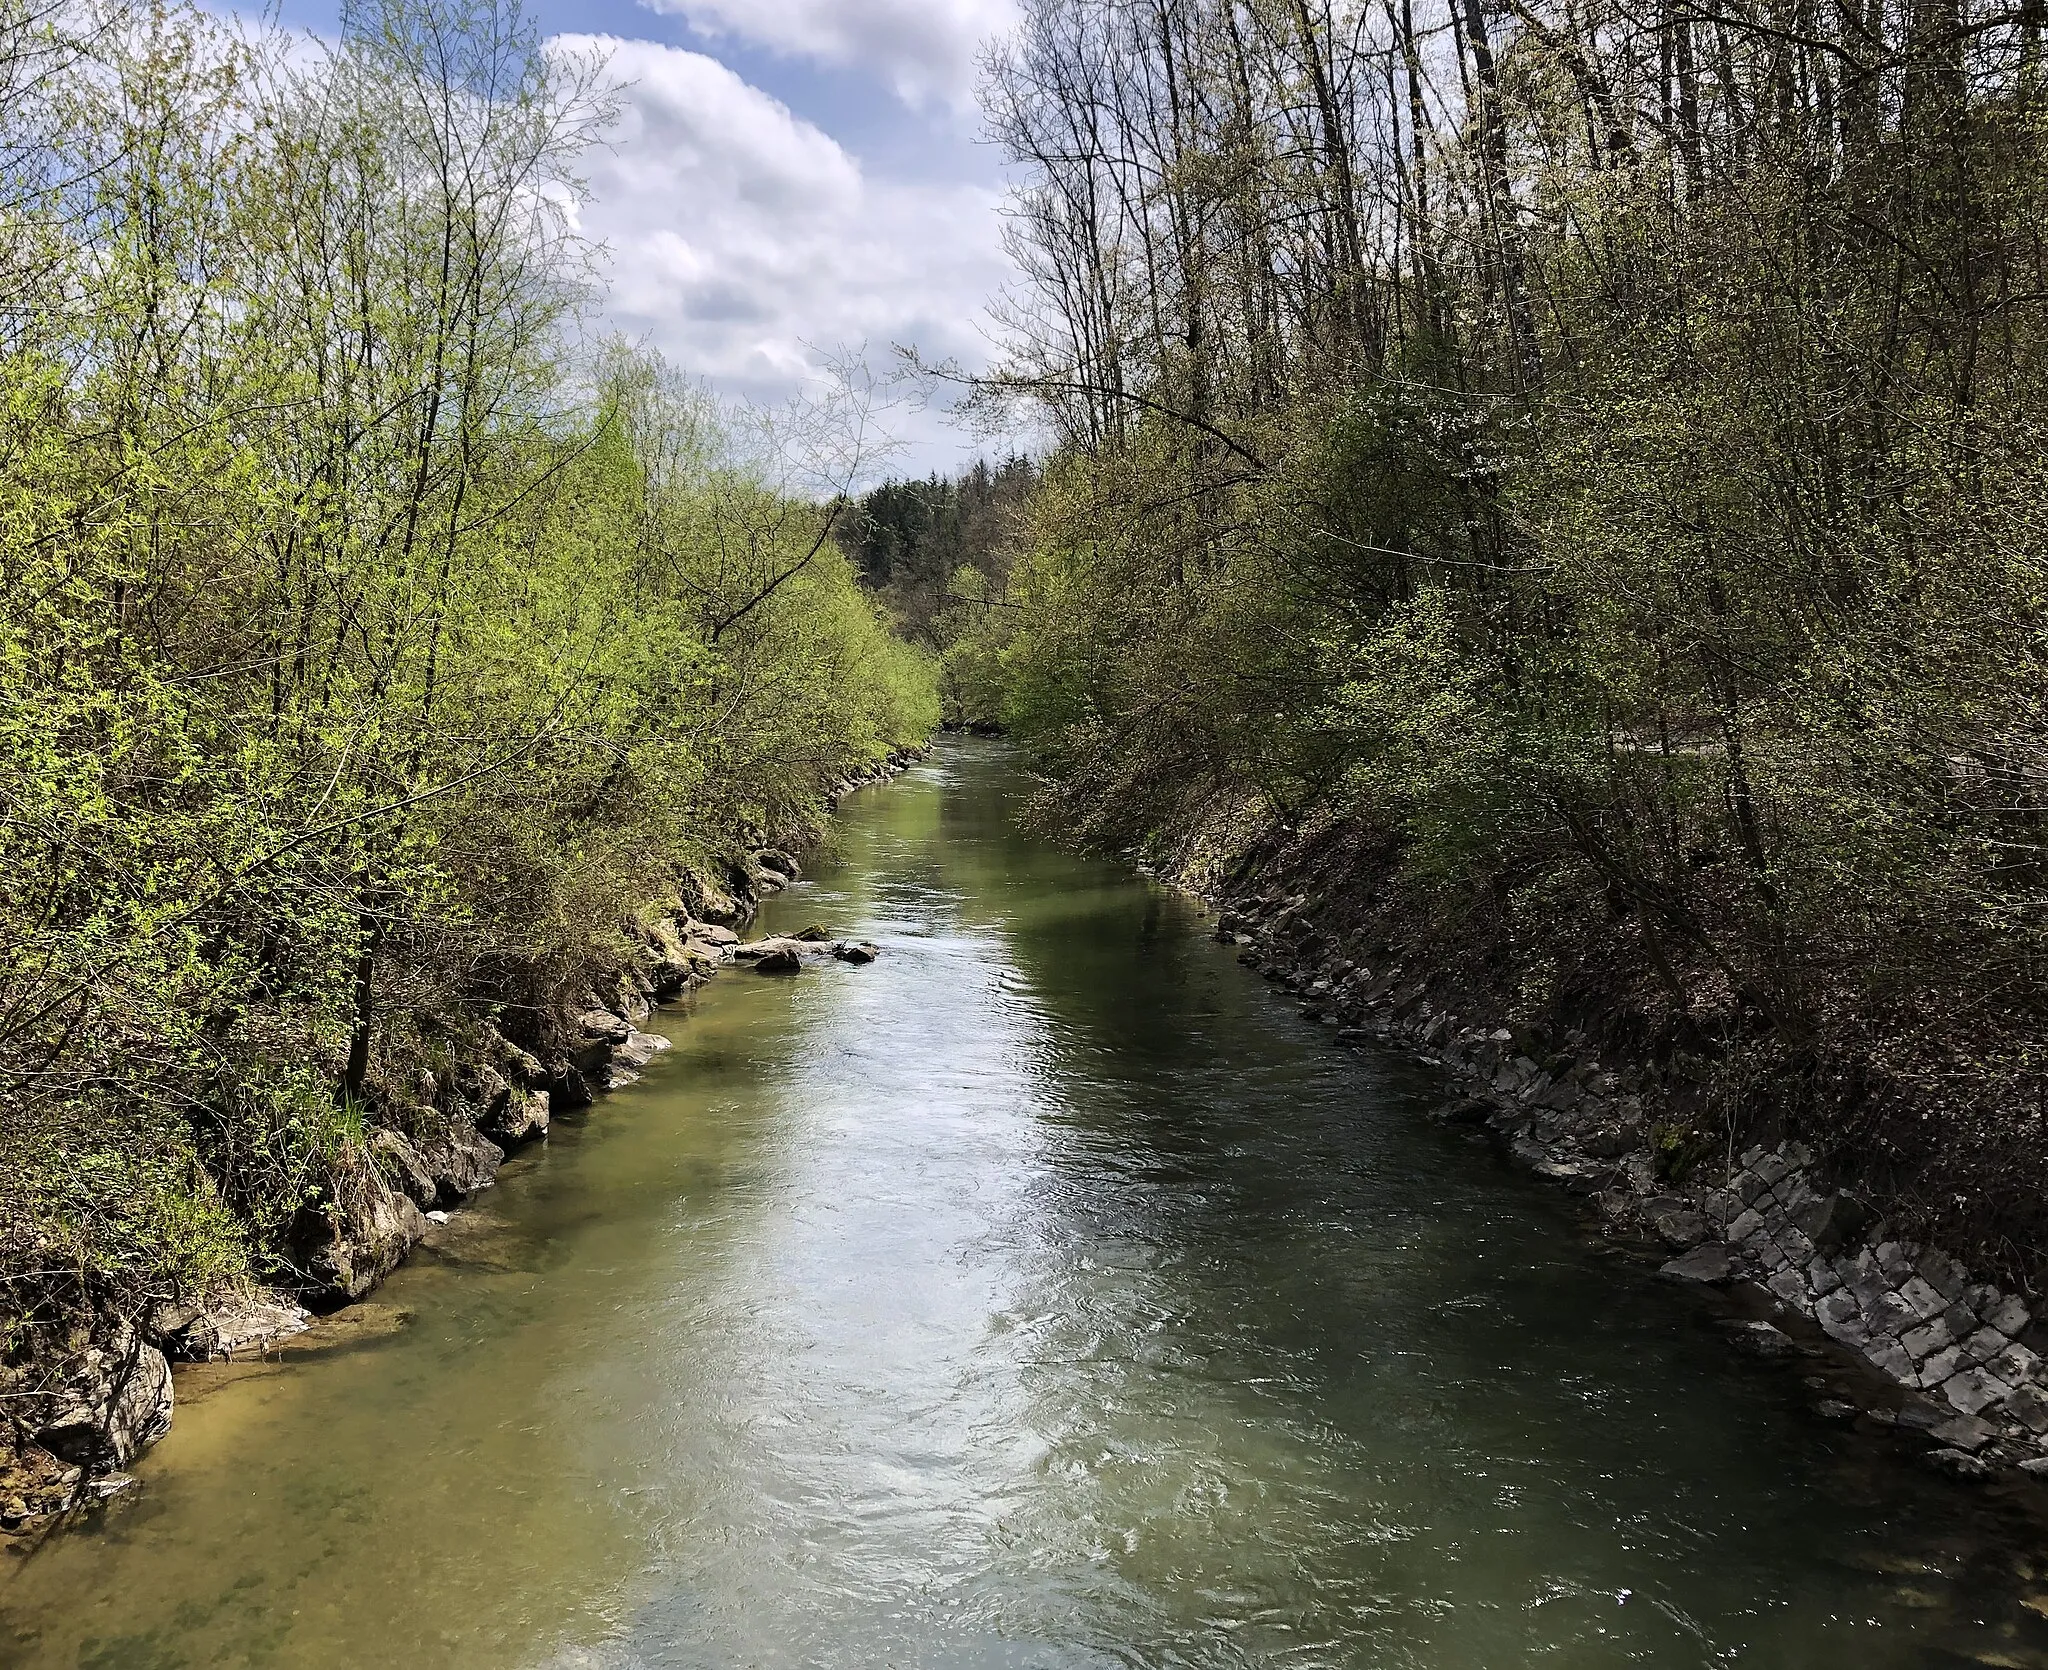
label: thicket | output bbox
[0,0,934,1394]
[977,0,2048,1265]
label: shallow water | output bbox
[6,739,2048,1669]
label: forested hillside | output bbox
[976,0,2048,1265]
[844,458,1036,725]
[0,0,933,1461]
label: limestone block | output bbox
[2006,1384,2048,1434]
[1918,1345,1965,1389]
[1903,1318,1954,1362]
[1767,1269,1809,1309]
[1898,1277,1949,1323]
[1943,1368,2017,1416]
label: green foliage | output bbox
[984,0,2048,1243]
[1650,1124,1715,1186]
[0,0,936,1350]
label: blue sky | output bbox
[252,0,1021,477]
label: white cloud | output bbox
[637,0,1018,111]
[556,35,1010,474]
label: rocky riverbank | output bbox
[0,748,927,1538]
[1210,883,2048,1485]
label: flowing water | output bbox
[6,739,2048,1669]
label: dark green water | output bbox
[5,739,2048,1668]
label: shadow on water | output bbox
[6,738,2048,1669]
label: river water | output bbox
[5,739,2048,1669]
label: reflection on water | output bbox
[6,739,2048,1669]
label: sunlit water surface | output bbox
[7,740,2048,1669]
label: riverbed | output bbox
[5,740,2047,1668]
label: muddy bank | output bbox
[0,747,926,1538]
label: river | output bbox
[4,739,2047,1668]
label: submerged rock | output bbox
[834,941,880,966]
[1927,1446,1990,1480]
[1660,1243,1738,1284]
[1929,1413,1998,1451]
[1728,1320,1797,1358]
[0,1447,85,1531]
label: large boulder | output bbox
[369,1126,440,1209]
[569,1009,631,1078]
[733,936,815,975]
[466,1063,513,1119]
[547,1061,595,1111]
[483,1025,546,1088]
[642,920,702,997]
[613,978,654,1027]
[290,1161,429,1302]
[613,1031,671,1069]
[154,1291,312,1362]
[1645,1200,1709,1250]
[480,1088,550,1149]
[414,1120,506,1204]
[577,1008,633,1044]
[450,1060,544,1149]
[37,1333,174,1468]
[688,873,744,925]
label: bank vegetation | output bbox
[964,0,2048,1272]
[0,0,935,1493]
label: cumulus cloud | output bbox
[555,36,1008,471]
[637,0,1018,112]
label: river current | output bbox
[5,739,2048,1668]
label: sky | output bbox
[253,0,1025,479]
